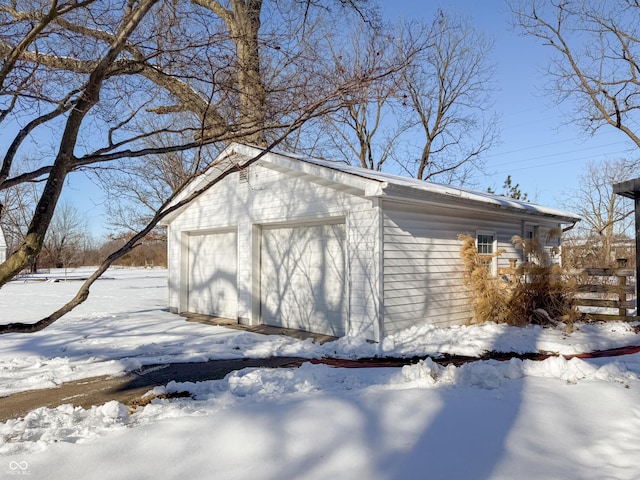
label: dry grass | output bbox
[126,390,192,413]
[459,232,579,327]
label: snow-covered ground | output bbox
[1,267,639,479]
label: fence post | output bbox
[617,258,628,318]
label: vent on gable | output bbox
[239,167,249,183]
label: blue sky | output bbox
[380,0,635,205]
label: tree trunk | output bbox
[0,0,159,288]
[194,0,266,143]
[228,0,266,144]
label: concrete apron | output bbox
[0,357,305,423]
[181,312,339,344]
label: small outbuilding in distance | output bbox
[160,143,580,342]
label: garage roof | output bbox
[161,143,581,225]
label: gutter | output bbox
[377,183,582,225]
[562,219,580,233]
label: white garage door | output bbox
[261,222,347,336]
[187,230,238,319]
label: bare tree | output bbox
[398,10,497,182]
[192,0,266,143]
[509,0,640,148]
[0,163,39,270]
[0,0,161,286]
[0,0,387,289]
[41,202,88,269]
[563,158,638,267]
[308,19,415,170]
[312,9,497,182]
[0,176,88,271]
[94,125,202,234]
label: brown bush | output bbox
[459,232,579,326]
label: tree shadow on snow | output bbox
[376,326,536,480]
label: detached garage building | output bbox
[161,143,580,342]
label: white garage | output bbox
[186,230,238,319]
[162,143,580,342]
[260,221,347,336]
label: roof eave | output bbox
[377,183,582,224]
[613,178,640,199]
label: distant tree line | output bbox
[1,197,168,272]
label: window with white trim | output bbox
[476,231,497,275]
[477,233,495,255]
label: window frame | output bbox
[476,230,498,276]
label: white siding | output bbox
[166,162,380,339]
[382,203,473,334]
[381,201,563,333]
[346,200,382,340]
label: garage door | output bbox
[261,222,347,336]
[187,230,238,319]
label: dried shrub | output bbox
[459,231,579,327]
[459,234,511,323]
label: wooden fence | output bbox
[571,267,636,322]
